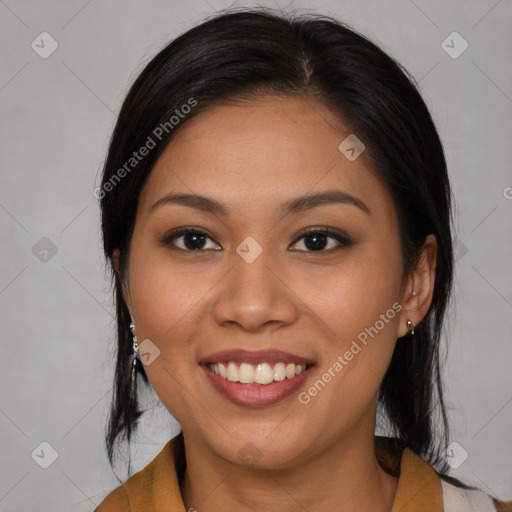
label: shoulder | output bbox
[94,458,158,512]
[376,437,512,512]
[439,475,512,512]
[94,484,130,511]
[95,439,178,512]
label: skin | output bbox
[113,95,437,512]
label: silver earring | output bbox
[406,319,415,337]
[129,322,139,394]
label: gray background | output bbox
[1,0,511,510]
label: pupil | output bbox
[182,233,329,251]
[305,233,327,251]
[184,232,206,250]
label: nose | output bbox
[211,247,299,333]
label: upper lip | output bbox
[199,349,315,366]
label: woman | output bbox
[95,8,512,511]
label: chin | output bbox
[208,430,310,471]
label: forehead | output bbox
[138,95,394,219]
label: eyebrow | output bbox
[149,189,371,216]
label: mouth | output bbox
[207,361,312,384]
[199,349,315,407]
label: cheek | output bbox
[292,247,402,393]
[126,249,215,411]
[128,246,213,340]
[127,250,211,420]
[292,247,402,337]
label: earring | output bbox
[406,319,415,337]
[129,322,139,394]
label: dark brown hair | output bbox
[99,7,454,477]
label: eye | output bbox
[161,226,350,253]
[289,226,350,252]
[161,228,221,251]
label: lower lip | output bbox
[201,365,312,407]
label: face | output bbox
[118,95,427,469]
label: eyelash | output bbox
[160,226,351,253]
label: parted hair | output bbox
[99,7,454,477]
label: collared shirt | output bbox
[96,436,512,511]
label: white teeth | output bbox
[254,363,273,384]
[227,362,239,382]
[273,362,286,381]
[239,362,255,383]
[208,361,309,384]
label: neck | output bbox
[180,426,399,512]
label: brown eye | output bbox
[290,227,350,252]
[161,228,221,251]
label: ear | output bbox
[112,249,133,317]
[397,234,437,337]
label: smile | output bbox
[208,361,310,384]
[199,349,315,407]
